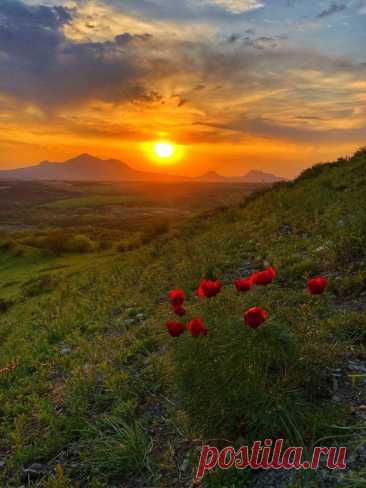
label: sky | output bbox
[0,0,365,177]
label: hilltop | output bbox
[0,149,365,486]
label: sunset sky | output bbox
[0,0,365,177]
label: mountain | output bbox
[196,169,285,183]
[0,154,188,182]
[195,171,228,182]
[0,153,285,183]
[238,169,285,183]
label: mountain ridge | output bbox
[196,168,285,183]
[0,154,285,183]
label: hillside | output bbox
[0,149,366,486]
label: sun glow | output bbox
[141,139,185,166]
[153,141,175,159]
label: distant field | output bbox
[0,180,264,303]
[0,180,263,233]
[41,195,138,210]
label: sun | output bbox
[142,139,184,166]
[153,141,175,159]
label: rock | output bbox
[181,458,190,473]
[60,346,71,355]
[124,318,136,327]
[348,360,366,373]
[136,313,145,322]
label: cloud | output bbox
[1,0,365,152]
[114,33,153,45]
[317,2,347,18]
[242,35,280,49]
[193,0,264,14]
[358,0,366,14]
[0,0,169,108]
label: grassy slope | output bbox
[0,150,366,486]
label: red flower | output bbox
[196,279,221,298]
[168,289,185,306]
[173,305,186,317]
[188,318,208,337]
[235,278,253,293]
[166,321,186,337]
[244,307,269,329]
[307,276,327,295]
[251,267,276,286]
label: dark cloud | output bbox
[114,33,153,45]
[317,2,347,18]
[242,35,280,49]
[198,116,366,144]
[225,31,284,49]
[0,0,71,69]
[176,97,188,107]
[227,33,241,43]
[0,1,164,108]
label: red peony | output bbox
[188,318,208,337]
[307,276,327,295]
[166,321,186,337]
[196,279,221,298]
[244,307,269,329]
[235,278,253,293]
[173,305,186,317]
[251,267,276,286]
[168,289,185,306]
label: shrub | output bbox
[168,270,333,444]
[11,245,26,257]
[331,216,366,265]
[0,298,14,313]
[141,221,170,245]
[86,418,150,476]
[66,234,95,253]
[176,317,304,438]
[99,239,113,251]
[117,237,142,253]
[44,229,68,255]
[173,295,308,441]
[0,239,15,252]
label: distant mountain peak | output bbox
[242,169,285,183]
[196,170,228,182]
[67,153,109,163]
[0,153,285,183]
[196,168,285,183]
[0,154,188,182]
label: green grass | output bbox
[0,149,366,486]
[0,249,114,301]
[41,195,138,210]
